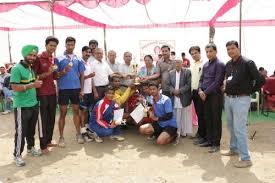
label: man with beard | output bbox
[10,45,43,167]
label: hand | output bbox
[173,89,180,96]
[199,91,206,101]
[64,64,72,72]
[94,92,99,100]
[79,91,84,99]
[88,72,95,78]
[149,111,158,121]
[110,121,117,128]
[49,64,57,73]
[33,80,43,88]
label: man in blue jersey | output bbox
[139,82,177,145]
[55,37,85,147]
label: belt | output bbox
[96,85,107,88]
[226,94,249,98]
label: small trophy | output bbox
[68,61,73,67]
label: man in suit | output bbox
[168,59,192,144]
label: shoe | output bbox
[147,135,156,141]
[87,130,103,143]
[14,156,26,167]
[193,138,206,145]
[208,146,220,153]
[173,135,180,146]
[83,133,93,142]
[1,110,10,115]
[76,134,85,144]
[198,141,211,147]
[221,150,238,156]
[47,142,58,147]
[110,135,125,142]
[27,147,42,157]
[58,137,66,148]
[234,160,253,168]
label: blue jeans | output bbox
[224,95,251,161]
[89,121,121,137]
[2,87,13,111]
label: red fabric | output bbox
[95,97,111,128]
[182,58,190,68]
[33,51,56,96]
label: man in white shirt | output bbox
[119,51,136,86]
[189,46,205,145]
[91,48,118,102]
[107,50,120,73]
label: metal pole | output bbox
[239,0,242,53]
[103,27,107,60]
[8,30,12,63]
[50,0,55,36]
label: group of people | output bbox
[7,36,265,169]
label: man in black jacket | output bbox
[221,40,265,168]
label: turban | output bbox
[21,45,39,58]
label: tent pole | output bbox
[50,0,55,36]
[239,0,242,53]
[8,30,12,63]
[103,27,107,60]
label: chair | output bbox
[261,78,275,116]
[250,91,260,115]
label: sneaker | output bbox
[58,137,66,148]
[234,160,253,168]
[221,150,238,156]
[193,137,206,145]
[83,133,93,142]
[1,110,10,115]
[87,130,103,143]
[14,156,26,167]
[47,142,58,147]
[110,135,125,141]
[208,146,220,153]
[27,147,42,157]
[198,141,212,147]
[76,134,85,144]
[173,135,180,146]
[147,135,156,141]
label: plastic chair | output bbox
[250,91,260,115]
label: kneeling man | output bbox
[139,82,177,145]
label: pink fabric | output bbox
[191,101,198,126]
[209,0,239,26]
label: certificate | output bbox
[130,103,145,124]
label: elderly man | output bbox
[107,50,120,73]
[10,45,43,167]
[119,51,136,86]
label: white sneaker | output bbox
[14,156,26,167]
[83,133,93,142]
[110,135,125,142]
[87,130,103,143]
[2,110,10,115]
[27,147,42,157]
[76,134,84,144]
[58,137,66,148]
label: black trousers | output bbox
[95,86,107,103]
[203,93,223,146]
[192,90,206,139]
[38,95,57,150]
[14,104,39,157]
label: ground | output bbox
[0,113,275,183]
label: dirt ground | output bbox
[0,113,275,183]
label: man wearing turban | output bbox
[10,44,43,167]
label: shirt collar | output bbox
[20,60,30,68]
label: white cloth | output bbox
[91,59,113,86]
[88,55,96,64]
[119,63,134,75]
[174,105,192,136]
[107,60,120,73]
[191,60,203,90]
[83,60,93,94]
[174,71,182,108]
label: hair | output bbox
[181,52,186,57]
[259,67,265,71]
[65,36,76,44]
[123,51,132,57]
[161,45,170,51]
[148,82,159,88]
[82,46,91,52]
[45,36,59,45]
[226,40,239,48]
[110,75,121,82]
[205,43,217,51]
[171,51,176,56]
[105,85,115,93]
[144,55,153,61]
[89,39,98,46]
[189,46,201,54]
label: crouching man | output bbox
[139,82,177,145]
[88,85,125,142]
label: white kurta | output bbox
[174,71,192,136]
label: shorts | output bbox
[58,89,80,105]
[80,93,94,110]
[152,122,177,138]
